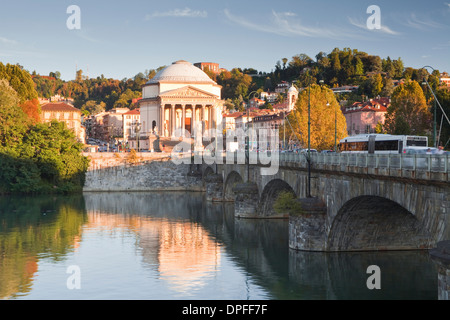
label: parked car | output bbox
[403,147,438,155]
[401,147,444,169]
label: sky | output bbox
[0,0,449,81]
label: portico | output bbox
[139,60,224,140]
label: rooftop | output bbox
[146,60,216,85]
[41,102,80,113]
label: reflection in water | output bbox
[0,192,439,300]
[83,192,221,296]
[157,220,220,294]
[0,195,87,299]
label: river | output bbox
[0,192,438,300]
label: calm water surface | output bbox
[0,192,438,300]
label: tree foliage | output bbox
[0,62,38,102]
[273,190,304,216]
[384,81,431,135]
[0,66,88,194]
[282,84,347,150]
[0,79,31,147]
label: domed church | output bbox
[139,60,224,139]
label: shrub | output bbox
[273,190,304,215]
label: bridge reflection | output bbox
[0,192,439,299]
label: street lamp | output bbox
[246,91,258,181]
[420,66,450,148]
[319,80,336,152]
[306,73,312,198]
[134,121,141,152]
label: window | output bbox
[340,141,368,151]
[406,139,427,147]
[375,140,398,151]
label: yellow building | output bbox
[40,102,85,143]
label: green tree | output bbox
[21,121,89,192]
[435,88,450,149]
[217,68,252,101]
[0,79,30,148]
[81,100,106,116]
[371,73,383,97]
[0,62,38,102]
[381,77,394,97]
[384,81,431,135]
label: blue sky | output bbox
[0,0,449,81]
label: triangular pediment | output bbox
[159,86,218,99]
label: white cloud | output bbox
[403,13,445,30]
[0,36,18,45]
[224,9,349,39]
[146,7,207,20]
[348,17,400,35]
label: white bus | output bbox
[339,134,428,154]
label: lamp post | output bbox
[335,104,337,152]
[246,91,258,181]
[319,80,336,152]
[420,66,450,148]
[134,121,141,152]
[421,76,437,147]
[307,73,312,198]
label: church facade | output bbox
[139,60,224,139]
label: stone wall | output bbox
[83,158,204,192]
[204,162,449,250]
[83,152,172,171]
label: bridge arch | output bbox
[259,179,296,218]
[224,171,243,201]
[203,166,215,179]
[327,195,433,251]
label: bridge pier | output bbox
[232,182,259,218]
[430,241,450,300]
[200,154,448,249]
[204,173,223,201]
[289,197,328,251]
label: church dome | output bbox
[288,84,298,93]
[146,60,216,84]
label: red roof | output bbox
[41,102,80,113]
[223,112,243,118]
[343,98,389,114]
[124,108,140,115]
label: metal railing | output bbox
[278,152,449,173]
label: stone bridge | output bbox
[198,152,449,252]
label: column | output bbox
[201,105,206,136]
[159,105,164,137]
[171,104,175,137]
[191,106,196,137]
[207,106,211,131]
[181,104,186,137]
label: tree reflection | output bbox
[0,195,87,299]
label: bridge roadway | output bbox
[197,151,449,252]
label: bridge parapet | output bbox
[279,153,449,183]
